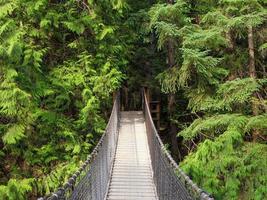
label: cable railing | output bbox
[142,89,214,200]
[38,92,120,200]
[38,89,214,200]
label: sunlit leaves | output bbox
[149,1,190,49]
[91,61,125,99]
[0,2,17,19]
[34,162,78,195]
[40,19,51,29]
[0,178,33,200]
[2,124,26,145]
[0,69,31,118]
[187,78,265,112]
[181,140,267,199]
[178,114,248,140]
[22,46,47,71]
[245,114,267,135]
[0,0,128,198]
[98,26,114,40]
[64,21,85,34]
[110,0,128,10]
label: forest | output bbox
[0,0,266,199]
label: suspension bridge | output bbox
[39,90,213,200]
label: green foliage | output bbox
[0,0,128,198]
[0,179,33,200]
[0,68,33,145]
[34,161,79,196]
[0,0,266,199]
[149,1,190,49]
[188,78,265,112]
[181,140,267,199]
[178,114,248,140]
[157,67,181,93]
[2,124,26,145]
[245,114,267,135]
[150,0,267,199]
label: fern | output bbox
[110,0,128,10]
[0,2,17,19]
[91,61,125,99]
[2,124,26,145]
[0,69,33,145]
[34,161,79,195]
[22,46,47,72]
[64,21,85,34]
[0,179,33,200]
[97,26,114,40]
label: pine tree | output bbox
[149,0,190,160]
[149,0,267,199]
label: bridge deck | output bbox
[107,111,158,200]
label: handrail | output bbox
[38,92,120,200]
[142,89,214,200]
[38,89,214,200]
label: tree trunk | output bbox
[226,30,237,81]
[167,0,174,3]
[248,26,256,80]
[248,25,259,141]
[168,93,181,161]
[167,40,175,67]
[165,0,180,159]
[226,30,234,51]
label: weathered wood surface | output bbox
[107,111,158,200]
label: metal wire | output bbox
[143,89,214,200]
[38,93,120,200]
[39,90,214,200]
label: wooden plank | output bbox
[107,111,158,200]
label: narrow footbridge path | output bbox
[107,111,157,200]
[39,90,213,200]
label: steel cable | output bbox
[38,93,120,200]
[143,89,214,200]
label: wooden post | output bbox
[113,91,117,104]
[143,86,150,104]
[143,86,160,131]
[150,101,160,131]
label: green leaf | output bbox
[2,124,26,145]
[98,27,114,40]
[64,21,85,34]
[73,145,81,154]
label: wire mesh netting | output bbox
[39,90,214,200]
[38,93,120,200]
[143,90,213,200]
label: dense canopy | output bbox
[0,0,266,199]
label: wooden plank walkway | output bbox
[107,111,158,200]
